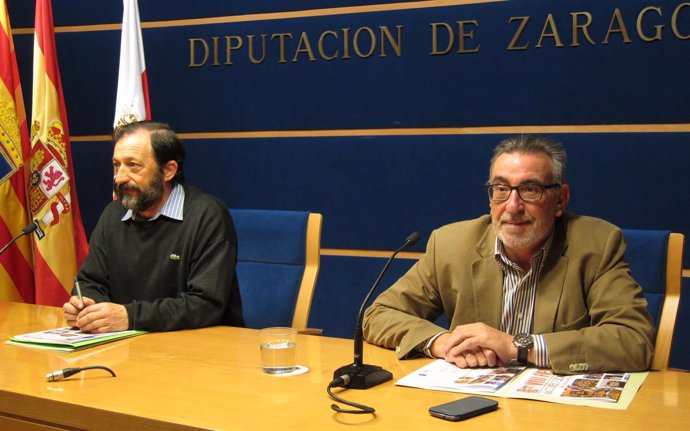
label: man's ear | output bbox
[162,160,178,182]
[554,184,570,216]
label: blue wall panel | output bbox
[181,133,690,254]
[6,1,422,27]
[70,141,114,237]
[127,1,690,132]
[183,135,490,250]
[9,0,690,134]
[310,255,419,339]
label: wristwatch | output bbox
[513,333,534,364]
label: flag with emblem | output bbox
[114,0,151,128]
[29,0,88,305]
[0,0,35,302]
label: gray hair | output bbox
[489,135,567,184]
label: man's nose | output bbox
[113,167,129,184]
[505,188,524,213]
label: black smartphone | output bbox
[428,396,498,421]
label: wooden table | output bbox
[0,301,688,430]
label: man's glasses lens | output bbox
[486,184,559,202]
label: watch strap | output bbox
[517,344,529,363]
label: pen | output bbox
[74,277,84,308]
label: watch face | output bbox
[514,333,533,348]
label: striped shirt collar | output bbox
[122,183,185,222]
[494,230,554,274]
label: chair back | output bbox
[230,209,322,331]
[622,229,684,369]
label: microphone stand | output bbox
[332,231,421,391]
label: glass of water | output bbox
[259,327,297,374]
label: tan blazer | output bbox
[363,213,655,374]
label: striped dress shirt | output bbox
[494,233,553,368]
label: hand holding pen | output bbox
[63,277,94,328]
[62,277,129,332]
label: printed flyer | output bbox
[396,359,648,410]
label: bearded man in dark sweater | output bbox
[63,121,244,332]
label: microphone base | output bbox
[333,364,393,390]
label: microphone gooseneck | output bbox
[329,231,421,414]
[352,231,421,368]
[0,220,40,256]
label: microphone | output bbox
[0,220,42,256]
[333,231,421,390]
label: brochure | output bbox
[396,359,648,410]
[7,326,145,352]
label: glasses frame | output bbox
[485,183,561,202]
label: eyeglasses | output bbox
[485,183,561,202]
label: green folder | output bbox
[7,327,145,352]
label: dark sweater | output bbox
[76,184,244,331]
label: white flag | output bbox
[114,0,150,128]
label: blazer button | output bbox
[569,363,588,372]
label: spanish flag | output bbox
[0,0,35,302]
[29,0,88,306]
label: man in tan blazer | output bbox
[363,135,654,374]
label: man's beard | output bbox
[493,214,553,252]
[114,171,164,214]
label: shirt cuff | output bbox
[417,331,450,358]
[532,334,550,368]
